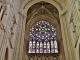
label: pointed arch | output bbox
[22,0,63,15]
[25,1,65,60]
[27,5,59,24]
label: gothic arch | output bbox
[24,1,65,60]
[25,15,65,60]
[26,15,61,41]
[22,0,63,15]
[22,0,67,60]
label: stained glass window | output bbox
[28,20,58,53]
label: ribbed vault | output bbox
[26,1,60,25]
[21,0,66,15]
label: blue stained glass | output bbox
[30,20,57,42]
[29,20,58,53]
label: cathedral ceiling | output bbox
[22,0,66,11]
[26,1,60,24]
[22,0,66,25]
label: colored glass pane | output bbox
[29,20,58,53]
[30,21,57,42]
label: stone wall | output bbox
[0,0,25,60]
[0,0,80,60]
[61,0,80,60]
